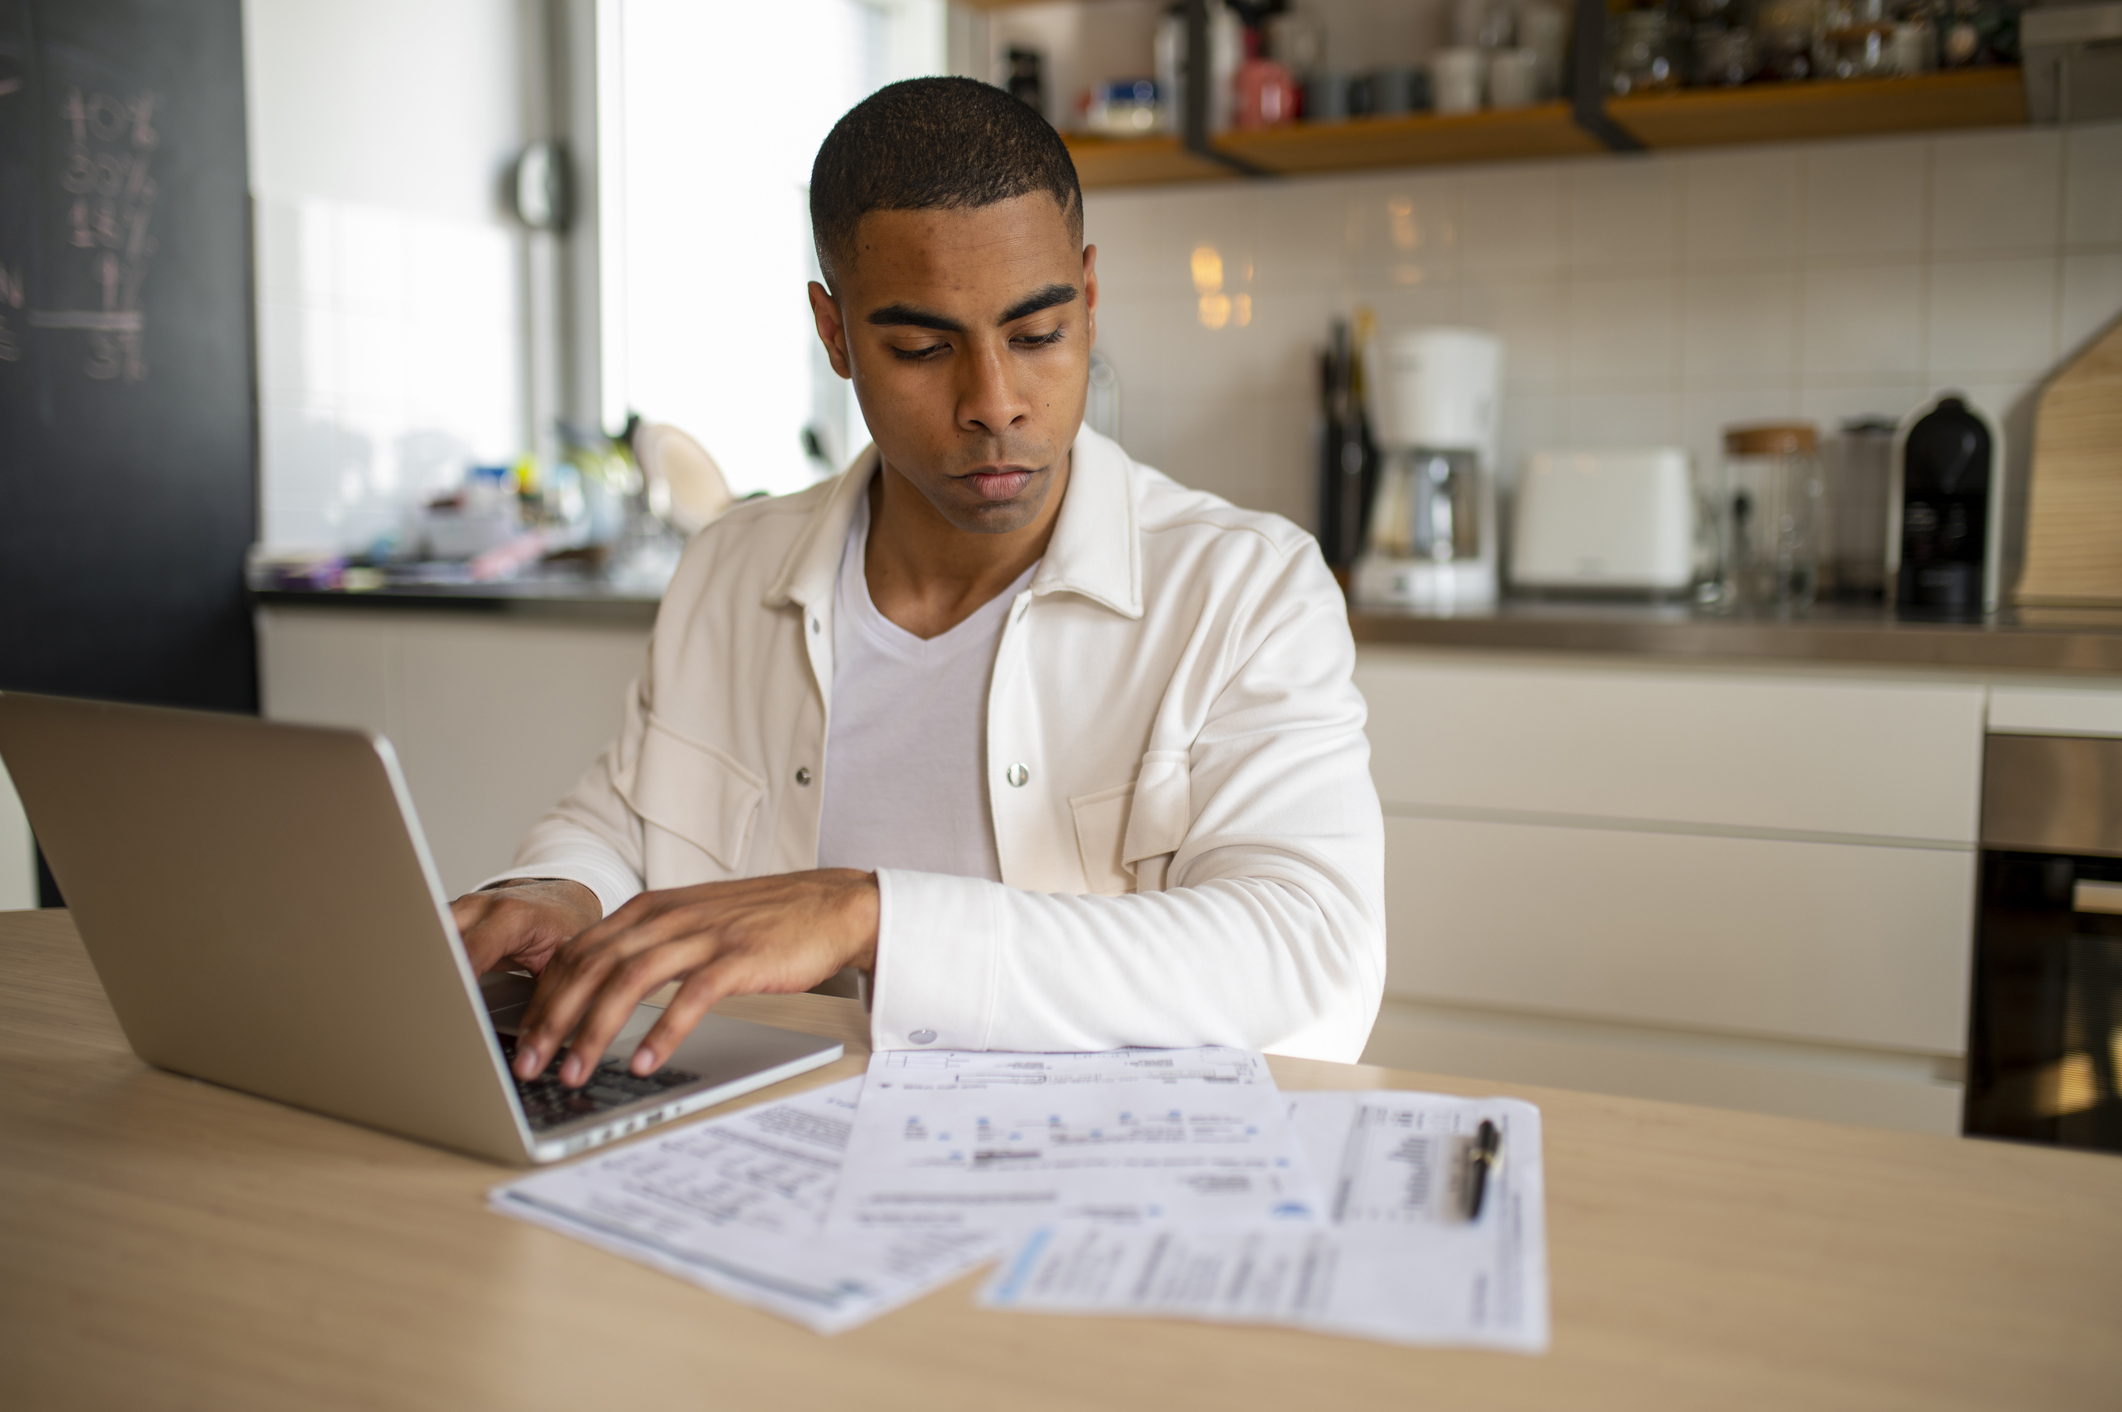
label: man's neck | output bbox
[863,453,1070,641]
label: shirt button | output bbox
[795,767,812,786]
[1006,762,1030,787]
[909,1029,937,1045]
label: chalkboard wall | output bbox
[0,0,257,717]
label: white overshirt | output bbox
[488,426,1386,1061]
[814,493,1034,881]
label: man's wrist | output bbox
[835,868,881,973]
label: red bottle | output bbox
[1234,28,1298,130]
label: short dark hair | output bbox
[809,77,1083,289]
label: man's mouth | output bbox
[960,467,1035,502]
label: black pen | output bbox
[1464,1119,1501,1221]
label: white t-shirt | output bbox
[814,495,1037,881]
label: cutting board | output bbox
[2017,314,2122,605]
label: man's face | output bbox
[808,192,1097,535]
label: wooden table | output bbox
[3,909,2116,1410]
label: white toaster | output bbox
[1508,448,1696,593]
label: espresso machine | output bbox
[1352,327,1504,609]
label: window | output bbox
[607,0,944,497]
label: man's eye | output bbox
[889,343,948,362]
[1015,328,1066,348]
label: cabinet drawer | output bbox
[1987,685,2122,738]
[1356,655,1985,843]
[1382,816,1974,1053]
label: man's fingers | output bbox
[553,941,715,1086]
[514,901,714,1082]
[631,965,740,1076]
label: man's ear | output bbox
[808,281,853,380]
[1082,243,1099,348]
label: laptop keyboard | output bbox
[498,1034,702,1133]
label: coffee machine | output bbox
[1351,327,1504,609]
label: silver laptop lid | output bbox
[0,692,533,1162]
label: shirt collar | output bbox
[765,425,1142,620]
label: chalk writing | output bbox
[44,84,157,381]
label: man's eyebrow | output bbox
[998,283,1078,324]
[866,303,963,333]
[864,284,1080,334]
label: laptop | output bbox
[0,691,843,1164]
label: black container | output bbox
[1895,395,1992,618]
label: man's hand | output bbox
[451,878,603,978]
[507,869,880,1088]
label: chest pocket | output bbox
[620,716,765,875]
[1069,750,1191,895]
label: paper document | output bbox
[981,1089,1550,1352]
[826,1047,1323,1233]
[491,1078,1003,1335]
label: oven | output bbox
[1965,734,2122,1151]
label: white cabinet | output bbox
[257,606,648,898]
[1355,649,1988,1134]
[1382,817,1973,1053]
[1987,685,2122,737]
[1361,657,1987,842]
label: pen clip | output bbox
[1460,1119,1501,1222]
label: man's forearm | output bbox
[870,866,1385,1063]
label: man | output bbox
[453,77,1384,1090]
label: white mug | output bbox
[1432,47,1485,114]
[1488,48,1539,109]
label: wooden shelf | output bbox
[1219,101,1604,175]
[1065,135,1240,189]
[1609,65,2026,147]
[1064,67,2029,190]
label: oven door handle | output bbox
[2074,879,2122,916]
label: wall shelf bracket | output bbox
[1569,0,1647,152]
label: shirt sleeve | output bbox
[868,540,1387,1063]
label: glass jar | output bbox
[1694,25,1760,83]
[1610,9,1682,95]
[1699,423,1824,613]
[1756,0,1820,77]
[1818,0,1897,76]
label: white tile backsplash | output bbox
[1682,148,1803,268]
[1927,128,2064,255]
[1802,135,1928,259]
[1925,255,2059,377]
[1459,277,1567,389]
[1566,274,1681,385]
[2064,123,2122,248]
[1800,262,1926,380]
[1797,381,1926,435]
[1569,158,1682,271]
[1682,269,1801,385]
[1342,171,1461,289]
[1457,163,1570,275]
[1252,178,1349,292]
[1080,123,2122,534]
[1564,387,1682,447]
[2060,251,2122,356]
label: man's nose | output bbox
[957,341,1029,436]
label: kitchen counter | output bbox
[1352,600,2122,676]
[257,581,2122,676]
[252,577,660,627]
